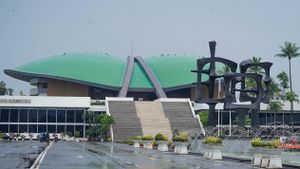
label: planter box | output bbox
[202,144,223,160]
[174,142,188,155]
[132,140,141,148]
[249,147,283,169]
[156,141,168,152]
[142,141,153,149]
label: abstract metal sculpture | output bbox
[193,41,273,127]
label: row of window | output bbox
[216,111,300,125]
[0,124,85,137]
[0,109,84,123]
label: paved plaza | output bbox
[0,141,47,169]
[40,142,256,169]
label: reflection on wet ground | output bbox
[40,142,255,169]
[0,141,47,169]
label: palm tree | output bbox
[275,42,300,129]
[249,56,263,74]
[276,71,289,100]
[267,100,283,126]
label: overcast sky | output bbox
[0,0,300,95]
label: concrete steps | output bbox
[108,101,143,142]
[108,99,201,142]
[135,101,173,140]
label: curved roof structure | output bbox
[5,52,214,94]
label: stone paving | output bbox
[0,140,47,169]
[40,142,256,169]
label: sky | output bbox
[0,0,300,95]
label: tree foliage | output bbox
[267,100,283,113]
[82,112,115,141]
[0,81,14,95]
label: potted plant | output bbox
[249,137,283,168]
[74,130,80,142]
[0,132,4,141]
[132,136,142,148]
[202,136,223,160]
[29,133,33,141]
[172,132,189,154]
[21,134,26,141]
[155,133,169,152]
[141,135,154,149]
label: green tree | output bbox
[275,42,300,129]
[19,90,25,96]
[245,57,263,90]
[285,91,299,128]
[269,81,281,100]
[267,100,283,125]
[249,57,263,74]
[96,114,115,140]
[276,71,289,100]
[6,88,13,96]
[0,81,6,95]
[198,111,208,127]
[82,111,95,140]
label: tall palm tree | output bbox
[276,71,289,100]
[275,42,300,129]
[249,56,263,74]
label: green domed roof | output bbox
[6,52,217,90]
[14,53,126,88]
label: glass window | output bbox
[57,110,65,123]
[38,125,46,133]
[10,109,19,122]
[259,113,266,125]
[19,125,27,133]
[48,125,56,133]
[75,110,84,123]
[10,125,18,133]
[75,126,83,137]
[19,109,28,122]
[48,110,56,123]
[29,109,37,122]
[284,113,291,124]
[66,125,74,136]
[29,125,37,133]
[67,110,75,123]
[0,109,9,122]
[38,109,46,122]
[0,125,8,133]
[57,125,65,133]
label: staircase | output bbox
[108,101,143,142]
[107,98,202,142]
[135,101,172,140]
[161,101,200,132]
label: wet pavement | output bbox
[0,140,47,169]
[40,142,256,169]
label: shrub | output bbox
[122,139,134,145]
[141,135,154,141]
[251,137,262,147]
[172,132,188,142]
[203,136,223,145]
[251,137,281,148]
[74,131,80,138]
[132,136,142,140]
[155,133,168,141]
[0,132,4,139]
[21,135,26,139]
